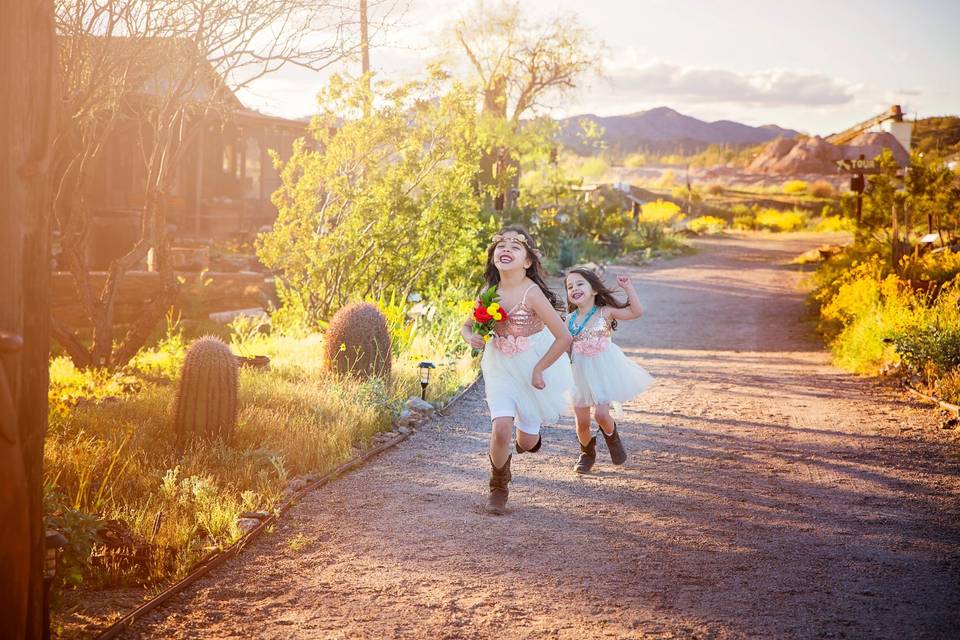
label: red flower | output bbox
[473,306,492,323]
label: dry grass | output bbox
[46,327,474,593]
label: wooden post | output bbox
[0,1,56,638]
[194,130,204,235]
[891,201,900,271]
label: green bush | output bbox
[687,215,727,234]
[900,248,960,283]
[783,180,808,194]
[815,215,856,233]
[755,208,806,232]
[813,248,960,378]
[887,325,960,383]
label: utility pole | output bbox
[360,0,370,116]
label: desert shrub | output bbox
[783,180,808,194]
[887,325,960,383]
[900,248,960,283]
[623,153,647,168]
[657,169,676,188]
[630,200,685,248]
[809,180,836,198]
[705,183,725,196]
[578,156,609,180]
[935,368,960,404]
[815,215,856,233]
[755,208,806,232]
[687,216,727,234]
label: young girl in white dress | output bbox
[461,226,573,514]
[565,267,653,473]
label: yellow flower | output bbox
[483,334,491,342]
[493,312,502,321]
[486,302,500,314]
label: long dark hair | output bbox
[565,267,629,329]
[483,225,563,311]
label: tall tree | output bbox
[0,1,57,637]
[451,0,599,205]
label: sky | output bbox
[238,0,960,136]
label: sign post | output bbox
[838,154,872,224]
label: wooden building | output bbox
[72,38,309,269]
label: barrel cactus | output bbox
[324,302,392,380]
[174,336,239,447]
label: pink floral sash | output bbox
[573,336,609,357]
[492,334,530,357]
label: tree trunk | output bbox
[0,1,56,639]
[479,76,508,208]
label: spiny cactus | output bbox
[174,336,239,447]
[324,302,392,380]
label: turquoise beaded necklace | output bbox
[568,305,598,337]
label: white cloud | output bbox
[603,61,857,108]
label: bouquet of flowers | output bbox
[471,285,507,354]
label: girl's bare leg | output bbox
[515,429,540,452]
[490,417,514,467]
[596,403,615,435]
[574,406,593,445]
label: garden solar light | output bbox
[417,361,435,401]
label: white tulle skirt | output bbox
[571,338,653,408]
[480,327,574,434]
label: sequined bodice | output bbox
[572,313,612,342]
[496,301,544,338]
[494,285,545,338]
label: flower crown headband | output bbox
[491,233,542,258]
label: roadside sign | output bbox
[836,157,880,174]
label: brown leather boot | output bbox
[487,454,512,515]
[599,423,627,465]
[574,435,597,474]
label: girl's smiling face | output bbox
[565,273,595,308]
[493,232,532,273]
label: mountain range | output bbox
[558,107,800,156]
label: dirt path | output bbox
[129,233,960,639]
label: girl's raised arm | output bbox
[608,274,643,321]
[527,287,572,389]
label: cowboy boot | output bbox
[487,454,512,515]
[515,434,542,454]
[574,435,597,474]
[599,423,627,465]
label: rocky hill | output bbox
[746,132,909,174]
[558,107,799,155]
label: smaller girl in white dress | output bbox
[565,267,653,473]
